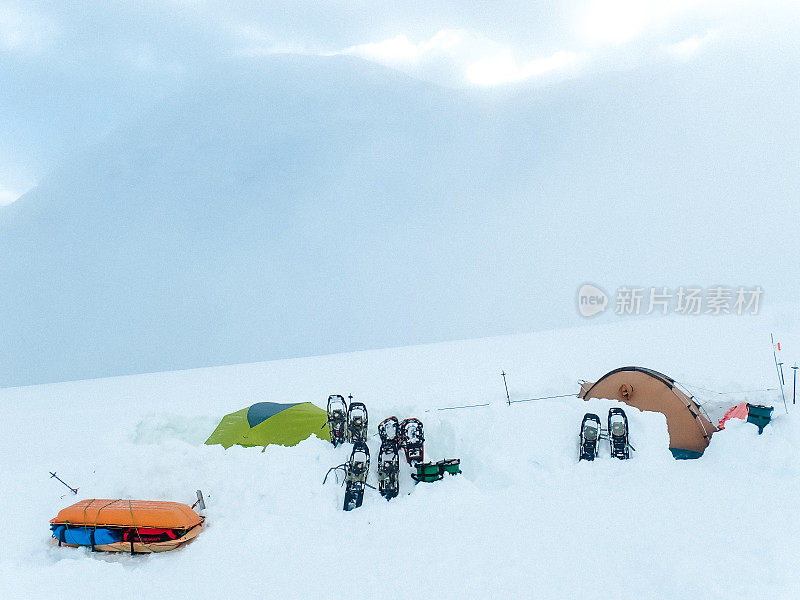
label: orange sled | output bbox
[50,499,204,554]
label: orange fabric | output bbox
[718,403,750,429]
[50,499,203,529]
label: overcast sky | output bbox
[2,0,798,204]
[1,1,799,386]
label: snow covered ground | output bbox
[1,313,799,599]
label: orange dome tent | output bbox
[579,366,717,459]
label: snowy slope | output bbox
[1,314,799,599]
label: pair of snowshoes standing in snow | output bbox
[326,394,368,446]
[326,395,370,510]
[325,395,424,511]
[579,408,631,461]
[375,416,425,501]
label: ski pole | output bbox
[49,472,78,495]
[792,364,798,405]
[770,334,789,414]
[501,371,511,406]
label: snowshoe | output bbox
[326,395,348,447]
[347,401,369,443]
[343,442,370,511]
[579,413,601,461]
[377,439,400,500]
[378,416,399,444]
[399,418,424,466]
[608,408,630,459]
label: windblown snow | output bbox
[1,314,798,600]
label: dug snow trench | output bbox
[1,317,798,600]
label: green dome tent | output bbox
[205,402,330,449]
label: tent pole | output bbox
[770,334,789,414]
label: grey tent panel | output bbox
[246,402,301,428]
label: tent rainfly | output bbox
[205,401,330,449]
[579,366,717,459]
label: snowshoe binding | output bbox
[326,395,348,447]
[608,408,630,459]
[579,413,601,461]
[399,418,424,466]
[343,442,370,511]
[347,401,368,443]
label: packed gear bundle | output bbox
[579,408,632,461]
[411,459,461,483]
[718,402,774,433]
[50,498,204,554]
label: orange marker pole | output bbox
[771,333,789,414]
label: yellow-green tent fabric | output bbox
[205,401,330,448]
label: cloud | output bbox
[341,30,466,63]
[0,185,21,206]
[334,29,583,86]
[0,2,58,53]
[233,22,309,56]
[575,0,718,46]
[665,29,719,61]
[0,158,36,206]
[467,50,583,86]
[3,1,794,88]
[0,0,797,198]
[218,1,790,87]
